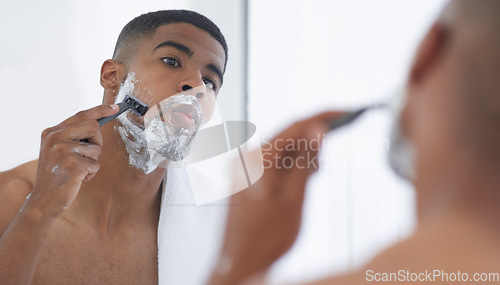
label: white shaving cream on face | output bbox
[388,89,417,181]
[114,73,202,174]
[115,72,136,103]
[389,119,416,181]
[145,94,201,160]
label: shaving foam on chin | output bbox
[143,94,202,163]
[114,74,203,174]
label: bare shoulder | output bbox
[0,160,38,194]
[299,237,422,285]
[0,160,38,233]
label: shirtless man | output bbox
[208,1,500,284]
[0,10,227,284]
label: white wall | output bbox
[0,0,246,171]
[248,0,447,283]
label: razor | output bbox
[328,103,386,131]
[98,94,149,126]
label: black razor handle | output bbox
[328,108,368,131]
[97,102,130,127]
[79,103,130,143]
[328,103,388,131]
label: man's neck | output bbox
[67,124,167,236]
[416,152,500,232]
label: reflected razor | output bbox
[328,103,387,131]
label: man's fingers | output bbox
[72,143,102,162]
[60,104,119,127]
[50,120,104,147]
[279,122,328,200]
[265,111,342,170]
[309,111,347,122]
[41,105,118,144]
[31,105,115,218]
[80,159,100,181]
[60,153,101,182]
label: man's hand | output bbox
[28,104,119,217]
[209,111,345,285]
[0,104,119,285]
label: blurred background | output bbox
[0,0,446,283]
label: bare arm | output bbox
[0,105,118,285]
[0,166,58,285]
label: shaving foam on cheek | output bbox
[388,88,417,181]
[115,72,160,174]
[114,73,136,104]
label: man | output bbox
[0,10,227,284]
[208,0,500,284]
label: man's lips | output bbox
[169,104,200,130]
[172,111,195,126]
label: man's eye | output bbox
[162,57,180,67]
[203,78,217,91]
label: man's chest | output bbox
[32,225,158,285]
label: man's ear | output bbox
[409,22,450,85]
[100,59,125,96]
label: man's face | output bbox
[391,16,492,186]
[391,46,458,185]
[114,23,226,173]
[126,22,225,126]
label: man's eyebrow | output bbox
[153,40,193,57]
[207,63,224,85]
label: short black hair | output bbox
[113,10,228,71]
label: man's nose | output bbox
[177,74,206,100]
[181,84,205,99]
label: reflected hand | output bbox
[209,111,345,285]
